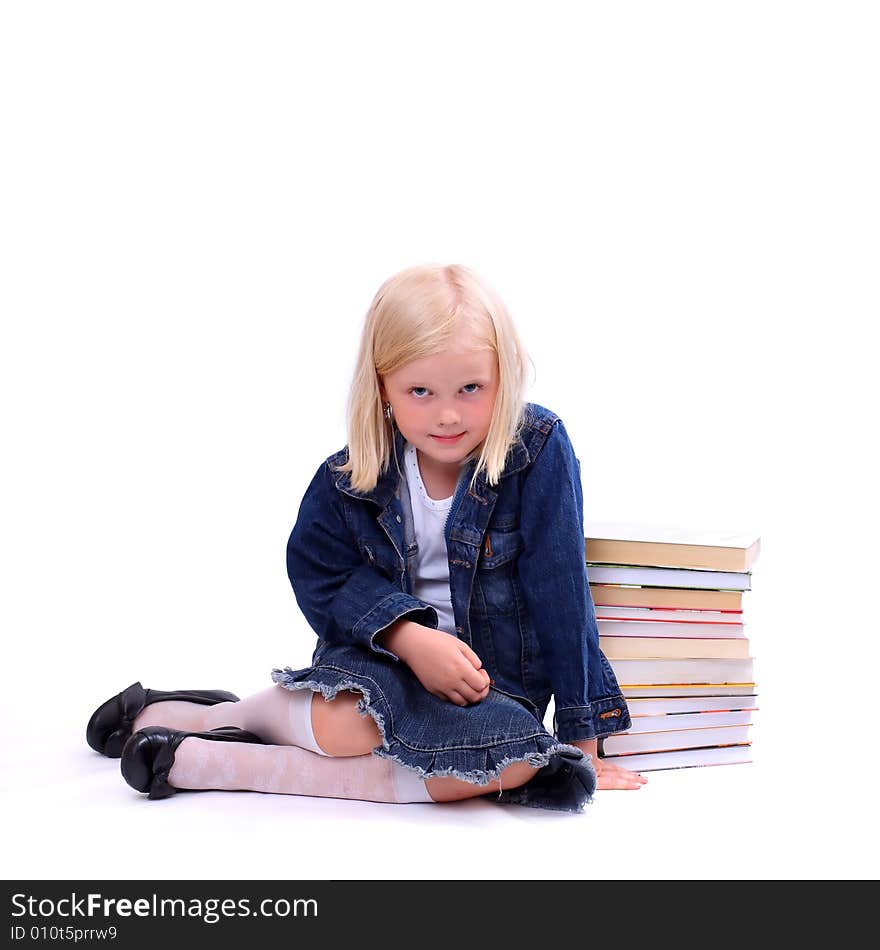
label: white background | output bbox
[2,1,878,880]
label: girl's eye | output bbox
[409,384,482,398]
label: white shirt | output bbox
[402,441,457,636]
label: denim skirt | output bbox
[271,640,596,813]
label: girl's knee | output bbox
[498,760,540,790]
[309,689,382,757]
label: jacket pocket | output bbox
[358,535,399,582]
[474,529,523,615]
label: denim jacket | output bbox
[286,402,631,743]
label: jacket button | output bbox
[396,515,401,523]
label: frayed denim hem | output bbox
[271,665,596,814]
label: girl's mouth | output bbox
[430,432,465,443]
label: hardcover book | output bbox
[625,695,758,717]
[609,656,754,685]
[590,585,744,611]
[601,724,751,755]
[599,635,750,659]
[587,564,752,591]
[621,710,755,733]
[585,521,760,572]
[595,606,743,624]
[598,619,745,639]
[600,744,752,771]
[622,684,756,698]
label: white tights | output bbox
[130,686,435,804]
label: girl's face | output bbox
[379,329,499,477]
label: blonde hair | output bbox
[334,263,534,494]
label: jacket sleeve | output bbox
[517,418,631,742]
[287,460,440,660]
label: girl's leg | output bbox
[424,760,539,802]
[166,738,539,804]
[130,686,381,755]
[130,686,539,802]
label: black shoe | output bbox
[86,681,241,758]
[121,726,265,800]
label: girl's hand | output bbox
[391,623,491,706]
[569,737,648,790]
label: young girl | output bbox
[86,263,646,812]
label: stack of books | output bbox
[585,523,761,772]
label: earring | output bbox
[383,402,393,421]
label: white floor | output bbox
[3,690,874,881]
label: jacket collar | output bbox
[332,423,530,507]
